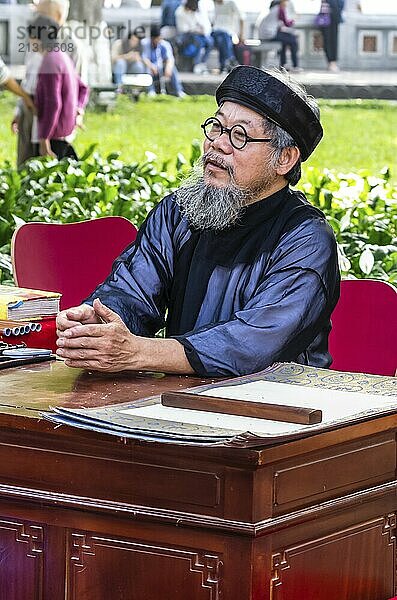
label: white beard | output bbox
[174,154,248,231]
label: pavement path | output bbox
[179,69,397,99]
[9,65,397,100]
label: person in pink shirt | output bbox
[29,16,89,160]
[257,0,301,72]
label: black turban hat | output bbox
[215,66,323,161]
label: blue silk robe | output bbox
[86,186,340,377]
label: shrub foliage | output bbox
[0,144,395,285]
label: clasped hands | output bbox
[56,298,193,374]
[56,298,146,372]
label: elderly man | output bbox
[56,66,340,377]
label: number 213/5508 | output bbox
[18,42,75,53]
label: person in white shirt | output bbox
[0,56,35,110]
[111,26,147,86]
[211,0,244,72]
[141,24,185,97]
[255,0,300,71]
[175,0,213,74]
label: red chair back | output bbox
[12,217,138,310]
[329,279,397,376]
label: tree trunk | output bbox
[67,0,112,85]
[68,0,103,27]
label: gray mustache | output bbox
[202,152,234,175]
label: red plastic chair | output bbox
[329,279,397,376]
[12,217,138,310]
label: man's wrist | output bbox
[136,337,194,374]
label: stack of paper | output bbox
[0,285,61,320]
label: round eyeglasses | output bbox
[201,117,273,150]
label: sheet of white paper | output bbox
[121,404,302,435]
[120,380,397,438]
[199,380,397,413]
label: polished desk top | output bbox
[0,360,251,464]
[0,360,208,417]
[1,360,397,464]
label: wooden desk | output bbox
[0,362,396,600]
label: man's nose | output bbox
[210,133,233,154]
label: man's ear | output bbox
[275,146,301,176]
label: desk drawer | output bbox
[272,434,396,514]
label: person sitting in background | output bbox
[160,0,182,40]
[256,0,301,72]
[0,55,35,112]
[175,0,213,74]
[211,0,244,73]
[111,26,147,86]
[141,24,186,97]
[30,16,89,160]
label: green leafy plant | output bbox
[0,145,396,286]
[298,167,397,284]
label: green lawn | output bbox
[1,94,396,178]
